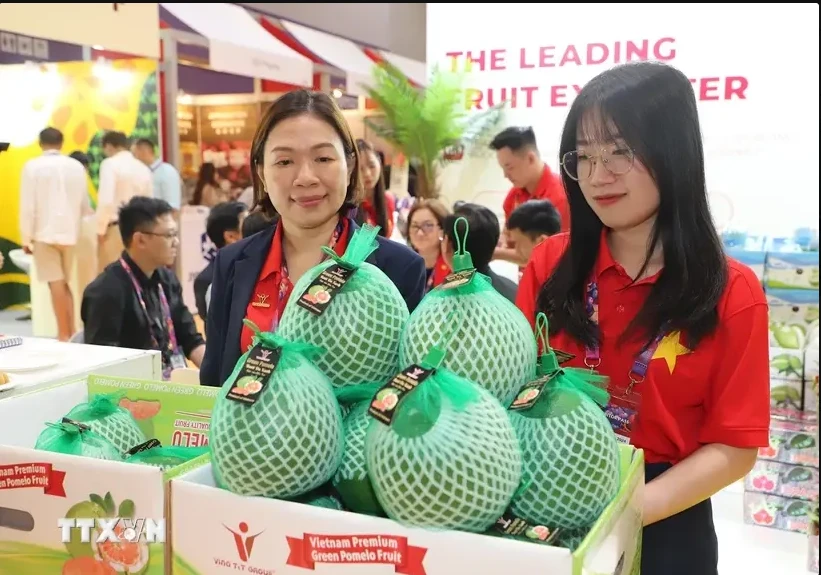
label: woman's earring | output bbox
[438,236,444,241]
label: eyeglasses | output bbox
[410,222,438,235]
[140,230,179,241]
[561,147,635,181]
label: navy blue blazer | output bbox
[200,217,427,387]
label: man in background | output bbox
[194,201,247,323]
[96,131,153,273]
[132,138,182,214]
[19,127,91,341]
[489,126,569,266]
[441,202,518,303]
[505,199,562,264]
[82,196,205,375]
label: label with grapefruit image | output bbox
[87,375,218,448]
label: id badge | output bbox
[603,387,641,445]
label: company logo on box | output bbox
[58,517,166,544]
[214,522,274,574]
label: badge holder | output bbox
[603,375,643,445]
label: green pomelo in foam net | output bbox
[366,366,522,532]
[277,224,409,389]
[332,383,386,517]
[64,392,147,454]
[210,323,344,499]
[126,446,208,471]
[35,420,124,461]
[509,370,620,530]
[399,218,536,405]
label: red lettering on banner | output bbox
[689,76,749,101]
[286,533,427,575]
[0,463,66,497]
[464,86,539,110]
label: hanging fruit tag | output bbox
[226,344,281,406]
[296,263,354,316]
[61,418,91,432]
[494,510,561,544]
[509,374,553,411]
[554,349,576,364]
[125,438,162,457]
[439,269,476,290]
[368,365,434,425]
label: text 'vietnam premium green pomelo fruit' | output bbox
[278,224,409,389]
[210,322,344,499]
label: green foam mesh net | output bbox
[210,321,345,499]
[508,314,620,530]
[125,446,208,471]
[277,224,409,389]
[63,392,147,454]
[333,383,385,516]
[35,420,124,461]
[366,326,522,533]
[399,218,536,405]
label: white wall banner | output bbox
[179,206,213,315]
[427,3,820,236]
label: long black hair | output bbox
[536,61,727,350]
[355,139,390,237]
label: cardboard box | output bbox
[727,249,767,283]
[171,447,644,575]
[767,289,820,350]
[743,491,814,534]
[0,376,216,574]
[769,347,805,382]
[770,378,804,413]
[765,252,820,291]
[757,417,819,469]
[745,459,819,501]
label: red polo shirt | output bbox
[427,253,451,292]
[240,219,351,352]
[516,232,770,464]
[502,165,570,232]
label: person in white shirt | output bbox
[96,131,153,272]
[19,127,92,341]
[131,138,182,212]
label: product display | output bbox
[366,327,523,533]
[35,419,124,461]
[399,218,537,404]
[507,314,620,530]
[63,392,147,454]
[210,321,344,499]
[278,224,409,388]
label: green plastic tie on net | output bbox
[420,309,459,370]
[88,391,128,416]
[451,217,474,273]
[536,312,560,377]
[243,319,325,359]
[536,314,610,408]
[320,222,381,271]
[334,381,384,406]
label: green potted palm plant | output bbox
[362,61,505,199]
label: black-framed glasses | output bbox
[410,222,439,235]
[561,147,635,181]
[140,229,179,240]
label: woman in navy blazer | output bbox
[201,90,426,388]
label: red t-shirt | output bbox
[427,253,451,292]
[502,165,570,232]
[361,192,397,238]
[515,232,770,464]
[240,219,351,352]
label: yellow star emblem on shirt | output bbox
[652,331,692,374]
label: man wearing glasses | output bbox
[81,196,205,379]
[489,126,570,266]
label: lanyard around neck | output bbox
[119,257,180,364]
[584,279,666,392]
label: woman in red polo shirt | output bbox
[355,139,396,238]
[200,90,426,388]
[516,62,769,574]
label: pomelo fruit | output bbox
[333,401,385,517]
[62,556,116,575]
[92,524,150,574]
[64,500,108,558]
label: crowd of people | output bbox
[15,60,771,575]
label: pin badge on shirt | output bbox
[252,293,271,308]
